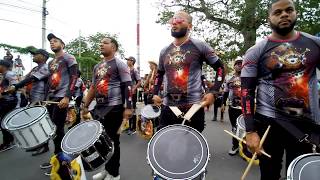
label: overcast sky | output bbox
[0,0,174,76]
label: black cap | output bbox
[29,49,50,60]
[125,56,136,63]
[0,60,12,68]
[47,33,65,46]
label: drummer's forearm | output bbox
[241,77,257,132]
[83,85,95,108]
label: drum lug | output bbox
[18,130,29,147]
[12,133,22,147]
[39,122,49,137]
[49,126,56,139]
[29,128,39,143]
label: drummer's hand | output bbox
[201,93,214,111]
[58,97,70,109]
[152,95,162,107]
[246,132,262,155]
[81,107,91,121]
[123,108,133,120]
[221,104,225,113]
[6,85,16,93]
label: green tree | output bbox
[65,32,125,80]
[156,0,320,59]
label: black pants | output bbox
[255,113,313,180]
[228,107,242,148]
[159,105,205,133]
[47,97,67,154]
[143,93,148,105]
[0,100,17,145]
[129,94,137,131]
[98,105,124,177]
[213,96,223,119]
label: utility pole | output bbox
[136,0,140,77]
[41,0,48,49]
[78,30,81,70]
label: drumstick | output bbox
[241,125,271,180]
[223,130,271,158]
[42,101,60,104]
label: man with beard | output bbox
[40,33,78,174]
[241,0,320,179]
[82,37,132,180]
[7,49,50,156]
[223,57,243,155]
[153,11,225,133]
[125,56,141,135]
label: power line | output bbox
[14,0,42,8]
[0,18,40,29]
[0,18,53,31]
[0,2,41,13]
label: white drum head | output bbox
[141,105,161,119]
[4,107,46,130]
[61,120,102,154]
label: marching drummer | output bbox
[241,0,320,179]
[125,56,141,135]
[0,60,18,152]
[82,37,132,180]
[39,33,78,175]
[222,57,243,156]
[152,10,225,132]
[7,48,51,156]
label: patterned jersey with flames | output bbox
[95,64,111,96]
[167,49,191,93]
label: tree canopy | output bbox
[65,32,124,80]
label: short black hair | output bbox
[268,0,295,14]
[106,37,119,51]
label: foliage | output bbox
[156,0,320,62]
[65,32,125,80]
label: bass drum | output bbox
[147,124,210,180]
[287,153,320,180]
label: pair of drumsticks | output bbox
[224,126,271,180]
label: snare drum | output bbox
[137,105,161,139]
[2,106,56,150]
[287,153,320,180]
[147,124,209,180]
[61,120,114,171]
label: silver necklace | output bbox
[173,38,189,52]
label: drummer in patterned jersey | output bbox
[7,48,51,156]
[153,11,225,132]
[82,37,132,180]
[222,57,243,156]
[0,60,18,152]
[241,0,320,179]
[39,33,78,173]
[125,56,141,135]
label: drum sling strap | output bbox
[275,118,320,152]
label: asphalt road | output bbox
[0,103,278,180]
